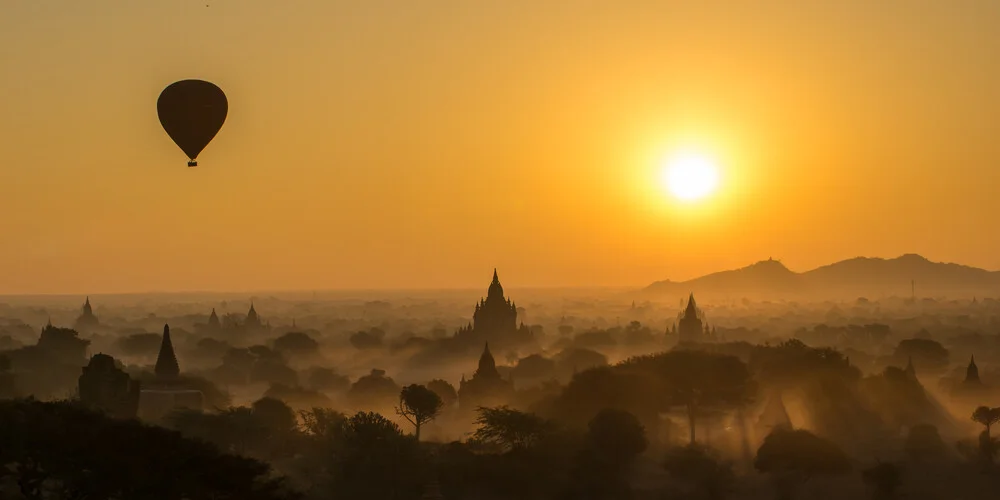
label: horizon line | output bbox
[0,284,638,298]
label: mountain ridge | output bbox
[644,254,1000,299]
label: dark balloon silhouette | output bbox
[157,80,227,167]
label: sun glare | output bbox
[660,152,720,202]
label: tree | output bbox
[252,397,297,435]
[751,339,858,390]
[273,331,319,355]
[473,406,555,451]
[305,367,350,393]
[971,406,1000,436]
[587,409,647,467]
[862,462,901,500]
[663,444,735,500]
[511,354,557,383]
[298,407,346,441]
[347,369,401,409]
[754,428,851,500]
[342,411,404,447]
[904,424,945,461]
[250,357,299,387]
[621,350,754,445]
[426,378,458,407]
[548,366,666,431]
[312,412,425,500]
[554,347,608,380]
[0,354,15,398]
[396,384,443,440]
[0,399,299,500]
[349,328,385,350]
[114,332,163,358]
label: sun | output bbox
[660,151,720,202]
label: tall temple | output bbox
[455,270,532,348]
[207,308,221,330]
[964,355,981,386]
[74,296,100,332]
[154,324,180,379]
[677,294,709,344]
[245,302,262,329]
[458,342,514,411]
[139,324,203,421]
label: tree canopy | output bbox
[0,398,297,500]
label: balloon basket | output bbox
[188,161,198,167]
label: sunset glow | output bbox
[661,152,720,202]
[2,3,1000,292]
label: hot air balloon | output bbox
[157,80,227,167]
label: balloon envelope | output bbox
[157,80,227,165]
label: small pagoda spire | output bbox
[965,355,981,385]
[905,356,916,377]
[154,324,180,379]
[208,308,220,328]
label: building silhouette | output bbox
[154,324,180,379]
[454,269,532,348]
[207,308,221,330]
[677,294,713,344]
[74,296,100,332]
[458,342,514,411]
[196,303,269,337]
[79,353,140,419]
[245,302,262,330]
[139,324,203,421]
[964,355,981,386]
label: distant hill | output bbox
[643,254,1000,300]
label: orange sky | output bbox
[2,1,1000,294]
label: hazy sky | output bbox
[3,1,1000,294]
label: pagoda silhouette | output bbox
[453,269,532,349]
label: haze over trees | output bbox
[3,272,1000,499]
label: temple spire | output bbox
[486,269,505,299]
[207,308,221,329]
[154,324,180,378]
[476,342,498,378]
[684,293,699,318]
[965,355,981,385]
